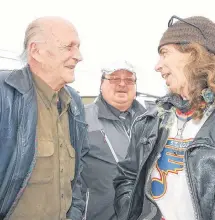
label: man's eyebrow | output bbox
[67,41,80,48]
[159,48,167,55]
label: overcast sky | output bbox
[0,0,214,96]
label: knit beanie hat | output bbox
[158,15,215,54]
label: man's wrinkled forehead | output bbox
[40,18,79,45]
[158,44,176,55]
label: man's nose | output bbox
[119,78,126,86]
[155,57,163,72]
[73,47,83,62]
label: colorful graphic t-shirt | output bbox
[151,109,210,220]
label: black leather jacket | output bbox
[114,96,215,220]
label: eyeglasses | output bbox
[102,76,136,85]
[168,15,206,40]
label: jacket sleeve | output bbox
[67,94,90,220]
[113,123,141,220]
[68,137,89,220]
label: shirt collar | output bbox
[32,73,71,109]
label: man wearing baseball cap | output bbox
[114,16,215,220]
[81,60,146,220]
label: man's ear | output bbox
[29,42,43,62]
[100,79,104,91]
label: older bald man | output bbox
[0,16,89,220]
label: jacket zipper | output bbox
[125,152,162,220]
[125,113,158,220]
[129,113,148,139]
[144,154,162,203]
[106,113,149,162]
[82,188,90,220]
[120,112,147,142]
[184,147,200,220]
[143,143,167,215]
[101,130,119,163]
[125,136,165,220]
[120,122,130,141]
[141,125,170,219]
[126,158,146,220]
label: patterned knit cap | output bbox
[158,15,215,54]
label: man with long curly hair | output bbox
[114,15,215,220]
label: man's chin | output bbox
[168,88,186,98]
[114,97,129,104]
[64,75,75,84]
[167,86,177,94]
[116,92,128,98]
